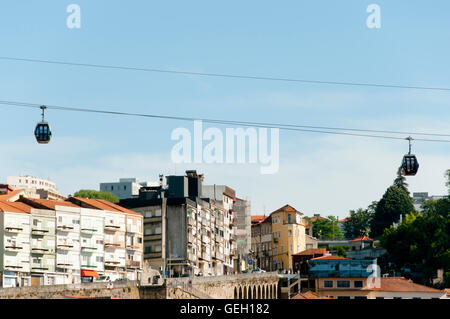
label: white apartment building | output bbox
[80,207,105,280]
[0,201,32,287]
[103,210,126,278]
[55,204,82,284]
[6,176,65,200]
[100,178,159,200]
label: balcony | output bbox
[5,226,23,233]
[105,242,121,248]
[31,228,49,235]
[80,228,97,235]
[126,260,141,268]
[81,246,98,253]
[81,264,97,269]
[105,260,121,266]
[273,238,279,243]
[31,247,49,254]
[126,244,141,251]
[57,243,74,250]
[5,245,23,252]
[31,265,49,271]
[5,264,23,270]
[57,225,74,231]
[105,224,121,232]
[57,262,73,269]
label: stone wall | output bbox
[0,272,279,299]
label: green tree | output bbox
[446,169,450,195]
[342,208,372,239]
[311,215,344,240]
[381,197,450,287]
[73,189,119,203]
[393,167,409,195]
[370,186,415,238]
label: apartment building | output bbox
[100,178,159,200]
[0,196,143,287]
[19,198,82,284]
[68,197,143,280]
[120,170,239,277]
[29,206,57,285]
[270,205,307,272]
[251,215,273,271]
[0,201,32,287]
[7,176,65,200]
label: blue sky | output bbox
[0,1,449,218]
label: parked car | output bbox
[252,268,266,273]
[95,275,111,282]
[115,278,129,282]
[180,273,192,277]
[242,269,250,274]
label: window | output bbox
[393,297,402,299]
[324,280,333,288]
[376,297,384,299]
[354,280,363,288]
[96,256,103,262]
[354,296,367,299]
[288,230,292,237]
[337,280,350,288]
[337,296,350,299]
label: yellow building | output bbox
[270,205,306,271]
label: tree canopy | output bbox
[342,208,373,239]
[380,197,450,287]
[370,185,415,238]
[393,167,409,195]
[310,215,344,240]
[73,189,119,203]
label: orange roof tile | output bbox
[270,204,303,216]
[0,200,32,213]
[20,198,80,210]
[70,197,141,216]
[310,255,349,261]
[362,277,444,293]
[251,215,266,223]
[292,291,334,299]
[292,248,328,256]
[350,236,373,242]
[0,189,25,201]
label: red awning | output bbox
[81,270,99,277]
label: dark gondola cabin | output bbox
[401,154,419,176]
[35,122,52,144]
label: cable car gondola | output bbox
[400,136,419,176]
[34,105,52,144]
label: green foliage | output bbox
[73,189,119,203]
[393,167,409,195]
[446,169,450,195]
[370,186,415,238]
[380,197,450,287]
[343,208,373,239]
[311,215,344,240]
